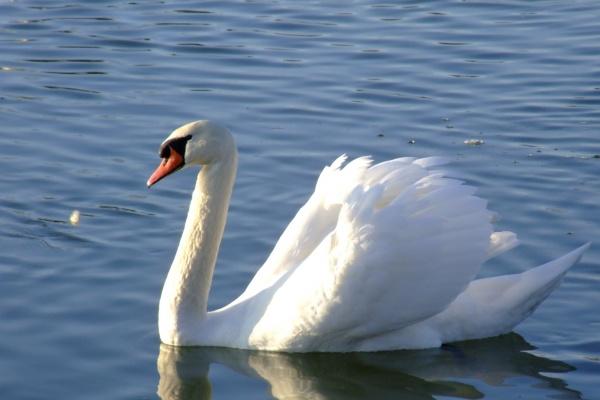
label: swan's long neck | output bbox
[159,151,237,345]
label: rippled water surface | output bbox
[1,1,599,399]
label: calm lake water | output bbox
[1,0,599,399]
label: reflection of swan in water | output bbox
[157,334,581,400]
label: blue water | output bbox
[1,1,599,398]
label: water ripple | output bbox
[0,0,599,399]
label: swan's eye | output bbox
[159,144,171,159]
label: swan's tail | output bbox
[435,243,590,344]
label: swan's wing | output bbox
[237,155,378,301]
[248,157,498,351]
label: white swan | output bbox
[147,120,589,352]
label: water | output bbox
[1,0,599,398]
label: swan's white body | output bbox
[151,121,588,352]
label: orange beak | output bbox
[147,146,185,187]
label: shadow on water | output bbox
[156,333,580,400]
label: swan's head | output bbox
[147,120,235,187]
